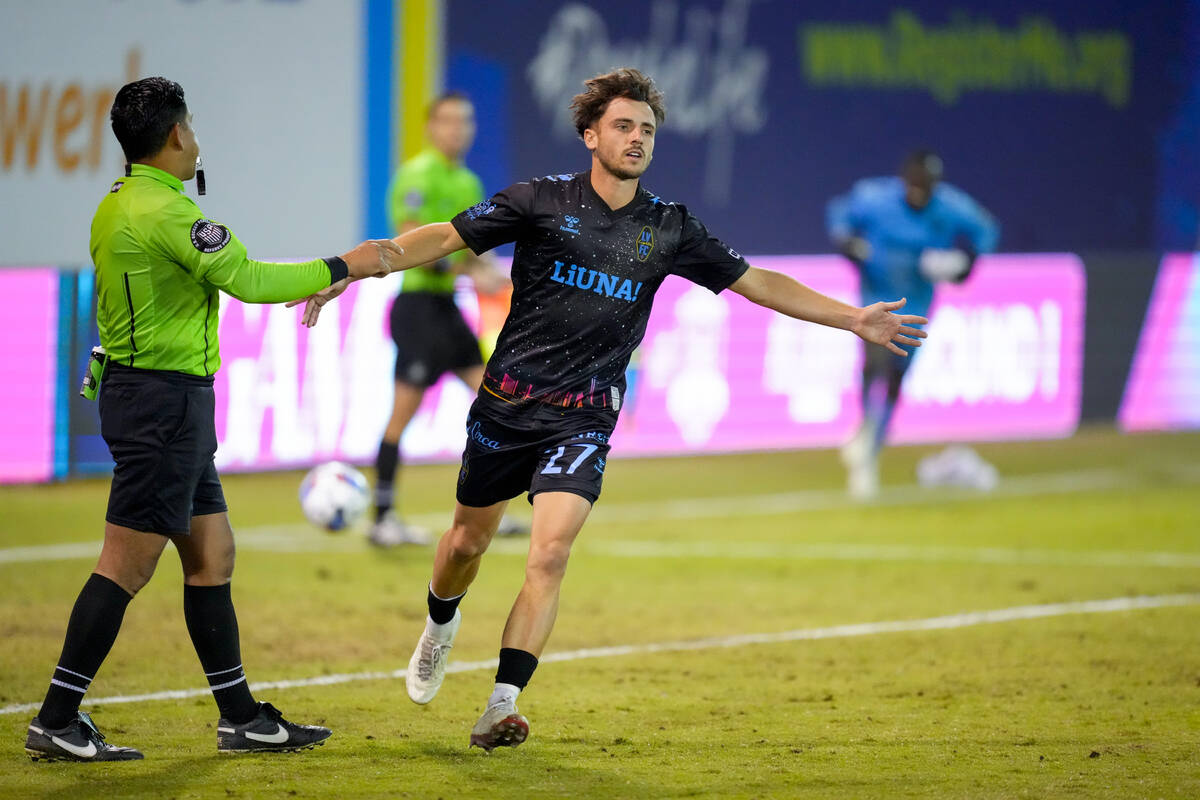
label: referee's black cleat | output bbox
[216,702,331,753]
[25,711,144,762]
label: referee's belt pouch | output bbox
[79,346,110,401]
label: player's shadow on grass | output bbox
[405,739,663,795]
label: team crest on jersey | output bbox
[189,219,231,253]
[635,226,655,262]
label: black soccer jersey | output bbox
[451,171,749,419]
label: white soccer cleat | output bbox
[469,699,529,752]
[406,610,461,704]
[840,421,876,469]
[368,515,432,547]
[848,456,880,501]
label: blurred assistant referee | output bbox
[24,77,401,763]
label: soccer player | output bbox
[23,77,401,762]
[370,91,521,547]
[295,68,927,750]
[827,150,999,499]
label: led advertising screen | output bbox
[211,254,1085,471]
[0,269,60,483]
[1119,253,1200,431]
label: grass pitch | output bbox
[0,427,1198,798]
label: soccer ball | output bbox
[298,461,371,532]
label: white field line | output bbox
[1,593,1196,717]
[0,460,1161,566]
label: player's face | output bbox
[585,97,656,181]
[903,166,937,210]
[427,98,476,161]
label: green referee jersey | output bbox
[386,148,483,294]
[90,164,334,377]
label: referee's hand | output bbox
[343,239,406,279]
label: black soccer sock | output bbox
[37,573,133,729]
[183,583,258,724]
[427,584,464,625]
[374,439,400,522]
[495,648,539,690]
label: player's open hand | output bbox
[342,239,406,279]
[286,277,351,328]
[852,298,928,356]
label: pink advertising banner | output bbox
[1118,253,1200,431]
[614,254,1086,454]
[0,269,59,483]
[211,254,1084,471]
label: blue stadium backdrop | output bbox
[441,0,1196,254]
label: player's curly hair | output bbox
[110,77,188,162]
[570,68,666,139]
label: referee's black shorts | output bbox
[390,292,483,388]
[99,364,227,535]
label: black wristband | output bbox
[322,256,349,285]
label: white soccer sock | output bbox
[488,682,521,707]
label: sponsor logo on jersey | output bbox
[559,215,581,235]
[465,199,496,219]
[467,419,501,449]
[636,226,655,261]
[550,261,643,303]
[109,181,124,193]
[189,219,231,253]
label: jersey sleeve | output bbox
[669,207,750,293]
[450,182,535,255]
[148,197,332,303]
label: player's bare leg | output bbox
[371,380,431,546]
[470,491,591,751]
[499,491,591,656]
[406,500,508,704]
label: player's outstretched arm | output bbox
[729,266,928,356]
[288,223,470,327]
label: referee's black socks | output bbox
[37,573,132,729]
[374,439,401,522]
[183,583,258,725]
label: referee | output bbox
[24,77,401,762]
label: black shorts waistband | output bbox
[106,362,216,388]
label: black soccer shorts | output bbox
[390,292,483,387]
[99,365,227,535]
[455,406,615,507]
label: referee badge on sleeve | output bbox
[190,219,232,253]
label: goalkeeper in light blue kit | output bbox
[827,150,999,499]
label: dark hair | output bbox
[427,90,472,119]
[902,149,944,180]
[110,77,188,162]
[570,68,666,139]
